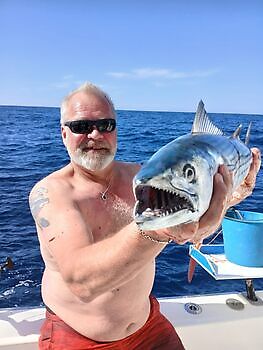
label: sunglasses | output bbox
[64,118,116,134]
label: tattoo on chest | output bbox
[29,187,50,230]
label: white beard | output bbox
[68,144,116,171]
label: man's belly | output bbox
[41,263,155,341]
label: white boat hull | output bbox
[1,291,263,349]
[160,291,263,350]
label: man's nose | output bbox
[87,127,103,139]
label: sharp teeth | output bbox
[154,209,161,214]
[143,208,155,217]
[143,212,154,217]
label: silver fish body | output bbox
[133,101,252,230]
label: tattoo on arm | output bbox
[29,187,50,230]
[48,231,64,242]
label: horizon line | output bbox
[0,103,262,117]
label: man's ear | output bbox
[61,126,67,147]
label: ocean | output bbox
[0,105,262,308]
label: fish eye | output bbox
[183,164,196,182]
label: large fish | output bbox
[133,100,252,231]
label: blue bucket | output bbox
[222,210,263,267]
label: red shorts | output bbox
[39,296,185,349]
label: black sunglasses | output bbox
[64,118,116,134]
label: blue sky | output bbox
[1,0,262,114]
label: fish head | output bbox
[133,138,216,230]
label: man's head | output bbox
[61,82,117,172]
[60,82,115,124]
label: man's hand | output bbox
[228,147,261,207]
[156,147,261,244]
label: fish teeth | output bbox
[154,209,161,214]
[142,208,155,217]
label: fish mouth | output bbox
[134,185,196,227]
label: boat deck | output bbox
[1,291,263,349]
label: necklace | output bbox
[100,177,113,201]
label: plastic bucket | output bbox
[222,210,263,267]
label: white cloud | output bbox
[108,67,219,80]
[52,81,71,89]
[107,72,131,78]
[51,77,85,90]
[63,74,74,80]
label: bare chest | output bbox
[78,190,135,241]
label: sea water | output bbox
[0,106,262,307]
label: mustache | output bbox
[79,140,110,151]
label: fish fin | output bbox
[191,100,224,135]
[232,124,242,139]
[187,258,197,283]
[187,242,202,283]
[245,122,252,145]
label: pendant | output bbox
[101,192,107,200]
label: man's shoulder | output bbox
[116,161,141,176]
[30,165,72,198]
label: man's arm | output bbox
[29,180,166,302]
